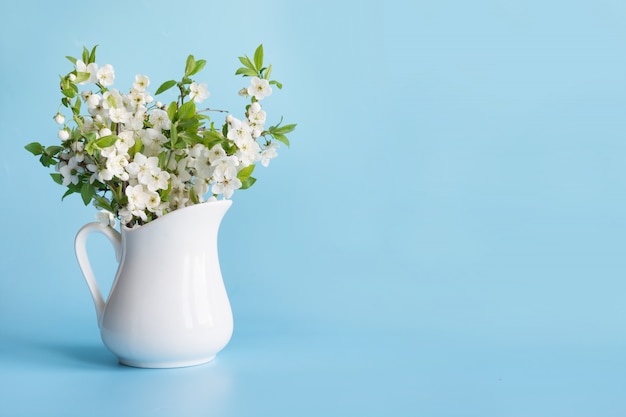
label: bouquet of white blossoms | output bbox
[26,45,295,227]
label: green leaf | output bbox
[178,118,200,131]
[65,55,77,65]
[94,195,113,212]
[84,131,97,142]
[269,80,283,89]
[238,55,256,71]
[73,71,90,84]
[60,77,76,98]
[253,45,264,71]
[158,150,168,169]
[25,142,44,155]
[81,183,94,205]
[45,146,64,156]
[62,181,82,200]
[50,173,63,185]
[178,101,196,120]
[82,47,89,64]
[189,59,206,76]
[202,129,224,142]
[273,123,297,134]
[240,176,256,190]
[72,96,82,115]
[264,64,272,80]
[88,45,98,64]
[167,101,177,121]
[155,80,177,95]
[170,121,179,147]
[95,135,118,148]
[235,67,258,77]
[40,154,57,167]
[185,55,196,77]
[237,164,255,181]
[272,133,290,147]
[237,163,256,188]
[62,188,76,201]
[160,181,172,203]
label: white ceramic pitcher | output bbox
[74,200,233,368]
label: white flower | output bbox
[226,117,252,146]
[260,142,279,167]
[99,127,112,138]
[188,143,208,160]
[126,152,159,183]
[138,128,166,157]
[85,93,101,110]
[75,60,98,84]
[133,74,150,92]
[109,107,131,124]
[189,82,210,103]
[87,94,107,119]
[96,210,116,228]
[172,158,192,182]
[190,156,213,180]
[125,184,149,210]
[236,138,261,167]
[106,153,130,181]
[118,207,134,225]
[248,102,262,114]
[71,141,85,163]
[193,178,210,201]
[58,129,70,141]
[212,155,239,180]
[97,64,115,87]
[208,143,226,164]
[53,113,65,124]
[247,102,266,137]
[59,156,84,186]
[102,89,124,110]
[149,109,171,131]
[212,176,242,199]
[127,90,147,110]
[144,169,170,192]
[115,131,135,154]
[98,168,114,182]
[125,109,146,131]
[247,76,272,100]
[145,190,162,213]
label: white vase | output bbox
[74,200,233,368]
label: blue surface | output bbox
[2,0,626,415]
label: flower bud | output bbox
[155,101,163,108]
[249,102,262,114]
[238,88,249,97]
[69,74,76,82]
[58,129,70,141]
[53,113,65,124]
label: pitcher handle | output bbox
[74,223,122,326]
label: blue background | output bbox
[1,0,626,415]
